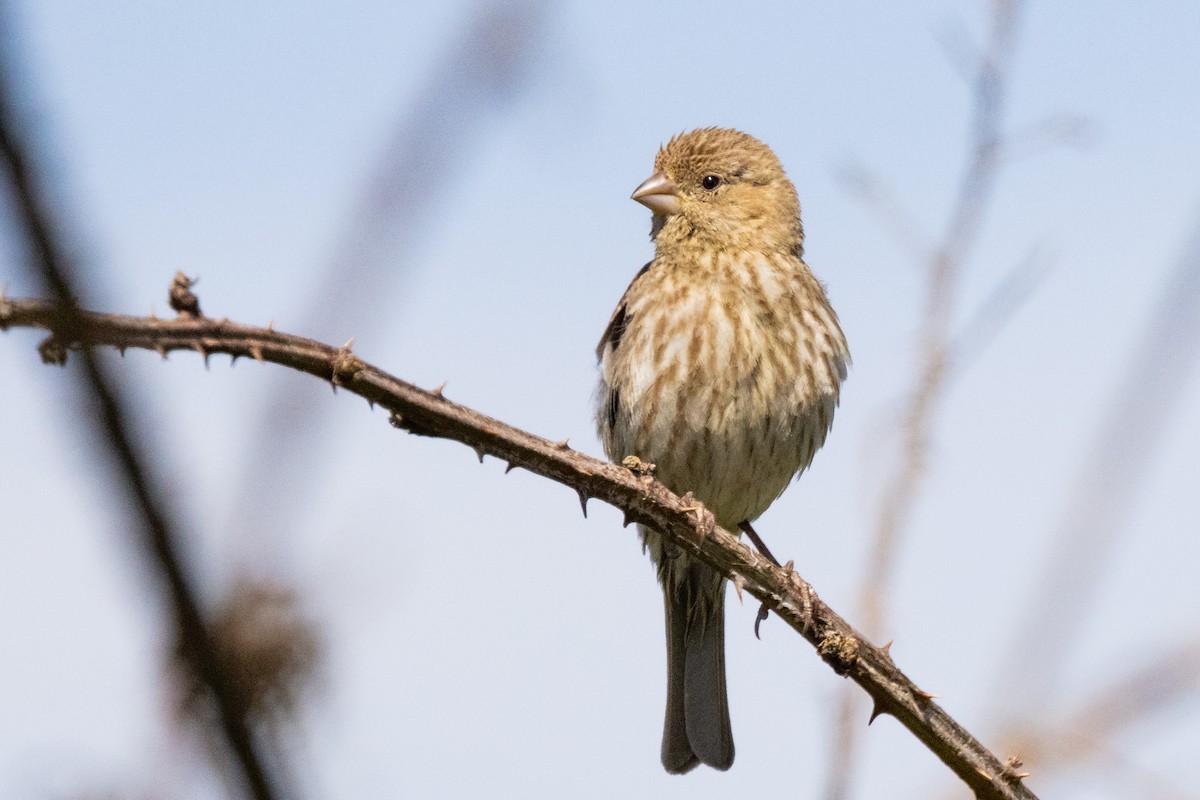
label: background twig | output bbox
[828,4,1026,796]
[0,42,280,800]
[991,202,1200,731]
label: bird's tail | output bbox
[661,564,734,773]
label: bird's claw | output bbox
[754,602,770,639]
[678,492,716,543]
[755,560,814,638]
[782,560,816,635]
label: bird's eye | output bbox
[701,175,722,190]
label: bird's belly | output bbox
[618,342,825,529]
[634,397,811,529]
[600,270,842,530]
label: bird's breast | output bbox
[598,252,845,527]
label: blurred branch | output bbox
[936,637,1200,799]
[1,290,1039,800]
[997,201,1200,713]
[948,240,1055,375]
[0,55,279,800]
[838,163,932,266]
[865,0,1020,631]
[176,575,321,799]
[829,3,1026,797]
[1084,748,1195,800]
[996,113,1094,164]
[1015,636,1200,767]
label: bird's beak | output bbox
[631,172,681,216]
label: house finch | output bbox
[595,128,849,773]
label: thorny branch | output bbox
[1,289,1038,800]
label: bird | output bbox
[595,128,849,773]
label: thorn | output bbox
[473,446,486,463]
[975,767,993,782]
[342,337,355,351]
[577,490,589,518]
[915,688,939,702]
[622,512,634,528]
[249,345,264,362]
[331,339,365,386]
[155,343,168,360]
[366,398,375,410]
[882,640,894,656]
[554,438,570,449]
[504,462,518,474]
[430,380,448,398]
[1003,755,1030,780]
[266,319,275,332]
[193,342,210,368]
[868,699,888,725]
[148,307,158,321]
[229,352,240,366]
[117,344,127,358]
[731,574,745,603]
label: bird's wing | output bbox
[595,261,652,362]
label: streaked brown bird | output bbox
[595,128,849,773]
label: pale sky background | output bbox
[2,1,1199,798]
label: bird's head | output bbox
[632,128,803,257]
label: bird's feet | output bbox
[678,492,716,545]
[782,559,816,635]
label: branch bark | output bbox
[1,291,1039,800]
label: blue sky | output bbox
[2,2,1199,798]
